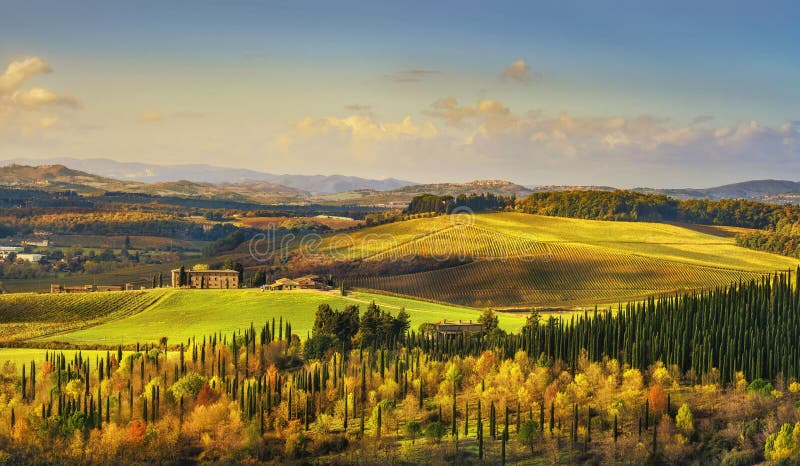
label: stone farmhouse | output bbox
[171,269,239,289]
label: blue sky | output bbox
[0,0,798,186]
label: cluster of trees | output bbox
[517,190,800,229]
[406,272,800,386]
[304,302,410,360]
[0,209,242,241]
[518,190,679,222]
[406,193,515,215]
[0,246,153,280]
[0,188,89,209]
[736,218,800,258]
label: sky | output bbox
[0,0,798,187]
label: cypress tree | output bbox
[376,404,382,438]
[652,421,658,452]
[360,404,365,436]
[464,400,469,437]
[585,407,591,446]
[539,402,545,433]
[30,361,35,400]
[501,424,507,465]
[343,391,348,430]
[21,365,26,401]
[478,413,484,459]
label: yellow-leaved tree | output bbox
[675,403,694,437]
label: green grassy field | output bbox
[1,289,522,346]
[315,212,799,307]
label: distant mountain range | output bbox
[0,162,798,207]
[636,180,800,202]
[1,157,415,194]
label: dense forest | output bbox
[0,209,240,241]
[517,190,799,228]
[405,193,516,215]
[736,219,800,258]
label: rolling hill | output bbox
[635,179,800,202]
[311,212,800,308]
[2,157,416,193]
[0,289,525,346]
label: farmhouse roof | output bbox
[170,268,238,273]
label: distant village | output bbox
[0,242,48,264]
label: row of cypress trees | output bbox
[400,270,800,385]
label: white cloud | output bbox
[384,69,439,83]
[0,57,52,95]
[502,59,539,83]
[0,57,79,136]
[12,88,79,108]
[276,97,800,185]
[289,114,437,143]
[138,111,163,123]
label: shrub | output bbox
[170,372,207,400]
[313,435,348,455]
[195,384,221,406]
[747,379,774,397]
[675,404,694,437]
[424,421,447,444]
[764,422,800,461]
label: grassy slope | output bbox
[320,213,798,270]
[31,289,523,346]
[0,290,169,342]
[316,213,799,307]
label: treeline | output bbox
[406,193,515,215]
[404,271,800,386]
[0,209,241,241]
[517,190,799,229]
[736,219,800,258]
[304,302,410,359]
[0,188,90,209]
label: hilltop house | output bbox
[171,269,239,289]
[21,239,49,247]
[267,278,299,291]
[267,274,330,291]
[433,320,483,336]
[15,253,44,263]
[51,283,131,293]
[0,246,23,260]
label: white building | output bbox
[21,239,49,247]
[0,246,23,259]
[15,253,44,263]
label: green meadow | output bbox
[23,289,524,346]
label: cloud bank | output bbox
[277,97,800,186]
[0,57,79,134]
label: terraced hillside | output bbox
[316,213,800,307]
[0,290,168,341]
